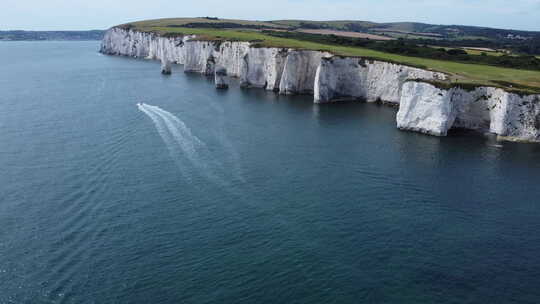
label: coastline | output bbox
[100,27,540,143]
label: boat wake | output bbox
[137,103,230,186]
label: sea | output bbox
[1,41,540,303]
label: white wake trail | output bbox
[140,103,206,168]
[137,103,228,187]
[143,105,198,158]
[137,104,191,176]
[137,104,174,147]
[144,104,204,147]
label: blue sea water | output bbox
[1,41,540,303]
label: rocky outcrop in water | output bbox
[215,67,229,89]
[161,58,172,75]
[100,27,540,142]
[396,81,456,136]
[397,81,540,142]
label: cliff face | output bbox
[398,81,540,142]
[100,28,442,98]
[396,81,457,136]
[280,50,331,95]
[100,27,186,63]
[240,47,287,90]
[101,27,540,142]
[314,57,446,104]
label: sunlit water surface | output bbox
[1,41,540,303]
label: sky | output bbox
[2,0,540,31]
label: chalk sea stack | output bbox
[215,67,229,89]
[161,58,171,75]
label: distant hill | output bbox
[128,17,540,39]
[268,20,540,54]
[269,20,540,40]
[0,30,105,41]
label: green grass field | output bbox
[270,20,378,30]
[462,49,505,56]
[126,23,540,93]
[432,47,507,57]
[385,32,443,40]
[127,18,286,29]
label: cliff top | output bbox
[114,18,540,94]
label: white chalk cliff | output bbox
[398,81,540,141]
[314,56,446,104]
[101,27,540,142]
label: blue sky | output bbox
[2,0,540,31]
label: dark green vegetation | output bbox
[0,30,105,41]
[409,78,540,95]
[264,31,540,71]
[407,37,540,57]
[270,20,540,55]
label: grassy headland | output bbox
[119,18,540,94]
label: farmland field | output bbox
[296,29,393,40]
